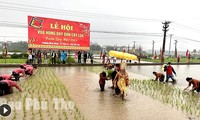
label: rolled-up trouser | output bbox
[160,75,165,82]
[12,71,20,81]
[196,83,200,92]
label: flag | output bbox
[160,47,162,59]
[186,49,189,57]
[3,43,7,58]
[154,51,157,60]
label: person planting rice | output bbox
[0,78,22,96]
[12,68,26,81]
[25,66,37,76]
[99,71,109,91]
[184,77,200,94]
[152,71,165,82]
[0,74,13,80]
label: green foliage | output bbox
[0,41,28,52]
[66,56,75,64]
[90,43,101,51]
[0,54,3,59]
[0,59,27,63]
[143,57,200,63]
[11,52,28,59]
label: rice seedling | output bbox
[87,66,200,118]
[130,79,200,117]
[5,67,84,120]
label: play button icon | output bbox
[0,104,11,117]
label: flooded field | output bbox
[54,66,200,120]
[126,64,200,88]
[0,65,200,120]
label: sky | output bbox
[0,0,200,52]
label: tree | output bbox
[193,49,196,53]
[90,42,101,52]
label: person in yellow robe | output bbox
[114,61,129,100]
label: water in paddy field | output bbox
[126,64,200,88]
[53,66,200,120]
[1,65,200,120]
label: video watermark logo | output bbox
[0,98,75,112]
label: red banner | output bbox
[28,16,90,50]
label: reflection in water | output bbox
[53,66,191,120]
[126,65,200,88]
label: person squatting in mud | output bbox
[152,71,165,82]
[184,77,200,94]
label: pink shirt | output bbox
[1,79,22,92]
[21,64,32,68]
[13,68,25,76]
[0,74,12,80]
[26,67,33,74]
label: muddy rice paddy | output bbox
[0,65,200,120]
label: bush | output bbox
[0,54,3,59]
[66,56,75,64]
[11,53,18,59]
[11,53,28,59]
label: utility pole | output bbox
[132,41,136,53]
[174,40,178,57]
[152,40,155,56]
[115,44,117,51]
[169,34,173,57]
[161,21,171,63]
[128,44,129,53]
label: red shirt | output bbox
[0,74,12,80]
[13,68,25,76]
[1,79,22,92]
[21,64,32,68]
[166,65,176,75]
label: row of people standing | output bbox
[27,49,94,64]
[77,51,93,64]
[28,49,67,64]
[51,50,67,64]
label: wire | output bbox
[91,30,163,37]
[171,22,200,33]
[0,1,163,22]
[173,35,200,43]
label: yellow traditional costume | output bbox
[117,61,128,95]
